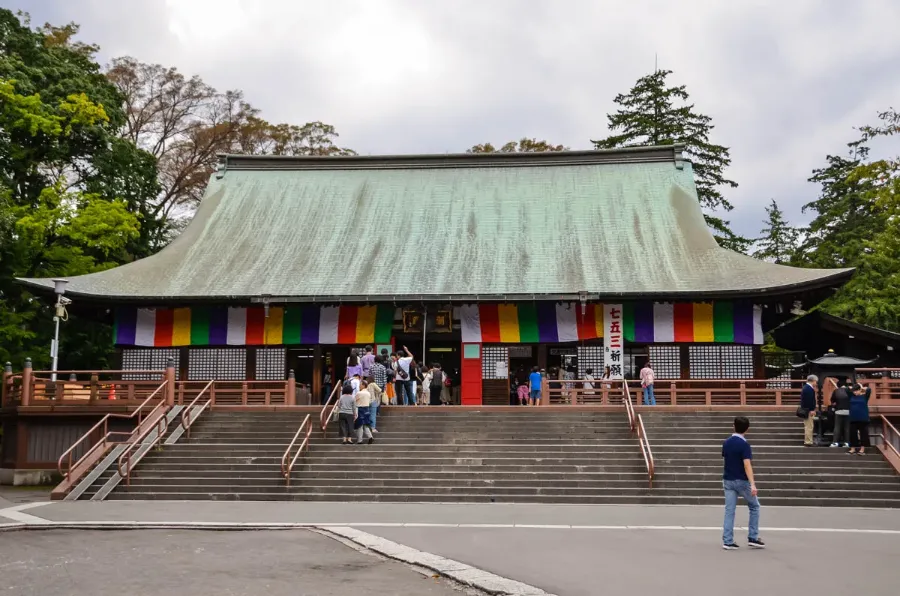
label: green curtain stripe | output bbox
[374,305,394,343]
[283,307,303,344]
[713,302,734,343]
[190,307,210,346]
[517,303,540,343]
[623,303,635,343]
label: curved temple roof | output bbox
[20,145,852,302]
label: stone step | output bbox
[104,491,900,507]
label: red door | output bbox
[460,343,482,405]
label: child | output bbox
[338,384,357,444]
[529,366,542,406]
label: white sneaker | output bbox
[830,443,839,447]
[843,443,850,448]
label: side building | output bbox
[20,145,852,404]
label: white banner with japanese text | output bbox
[603,304,624,379]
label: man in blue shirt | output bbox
[722,416,764,550]
[528,367,542,406]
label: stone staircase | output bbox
[102,409,900,506]
[640,411,900,507]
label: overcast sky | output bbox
[10,0,900,237]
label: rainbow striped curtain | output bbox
[114,305,395,346]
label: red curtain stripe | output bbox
[478,304,501,343]
[154,309,174,347]
[245,307,266,345]
[673,303,694,342]
[337,306,358,344]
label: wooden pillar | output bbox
[21,358,32,407]
[164,358,176,406]
[15,420,28,469]
[89,373,99,403]
[312,345,323,403]
[286,369,297,406]
[679,346,690,380]
[670,381,678,406]
[542,377,550,406]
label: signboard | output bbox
[603,304,624,379]
[549,347,577,356]
[508,346,533,358]
[402,310,424,333]
[432,310,453,333]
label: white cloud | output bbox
[9,0,900,235]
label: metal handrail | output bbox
[636,414,655,487]
[622,379,653,487]
[57,380,168,478]
[319,383,343,438]
[117,398,171,486]
[281,414,312,487]
[180,380,214,439]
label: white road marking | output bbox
[322,526,557,596]
[0,502,52,524]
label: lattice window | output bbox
[256,348,286,380]
[721,345,754,379]
[482,345,509,380]
[689,345,753,379]
[577,345,604,378]
[648,345,681,379]
[188,348,247,380]
[121,348,180,380]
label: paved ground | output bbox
[363,525,899,596]
[3,500,900,595]
[0,529,473,596]
[0,486,49,507]
[23,500,900,530]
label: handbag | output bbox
[795,406,809,419]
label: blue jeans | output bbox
[398,380,415,405]
[723,479,760,545]
[370,400,378,429]
[642,384,656,406]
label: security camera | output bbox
[58,296,72,306]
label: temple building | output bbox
[20,145,853,404]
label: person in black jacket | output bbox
[848,383,872,455]
[800,375,818,446]
[830,379,852,448]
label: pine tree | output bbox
[753,199,799,264]
[592,70,746,252]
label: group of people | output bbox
[335,345,454,444]
[800,374,872,453]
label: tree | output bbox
[816,109,900,330]
[753,199,799,264]
[468,138,567,153]
[591,70,747,252]
[0,10,160,368]
[105,57,355,233]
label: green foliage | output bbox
[798,109,900,330]
[0,9,161,369]
[753,199,799,264]
[592,70,747,252]
[468,138,567,153]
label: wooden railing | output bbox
[180,380,214,439]
[173,380,290,406]
[320,384,343,438]
[281,414,312,487]
[30,370,167,402]
[875,415,900,475]
[857,369,900,401]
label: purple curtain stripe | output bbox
[633,302,655,343]
[732,302,755,345]
[116,308,137,345]
[208,307,229,345]
[536,302,559,342]
[300,305,320,344]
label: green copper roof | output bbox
[20,146,852,302]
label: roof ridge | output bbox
[217,144,686,172]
